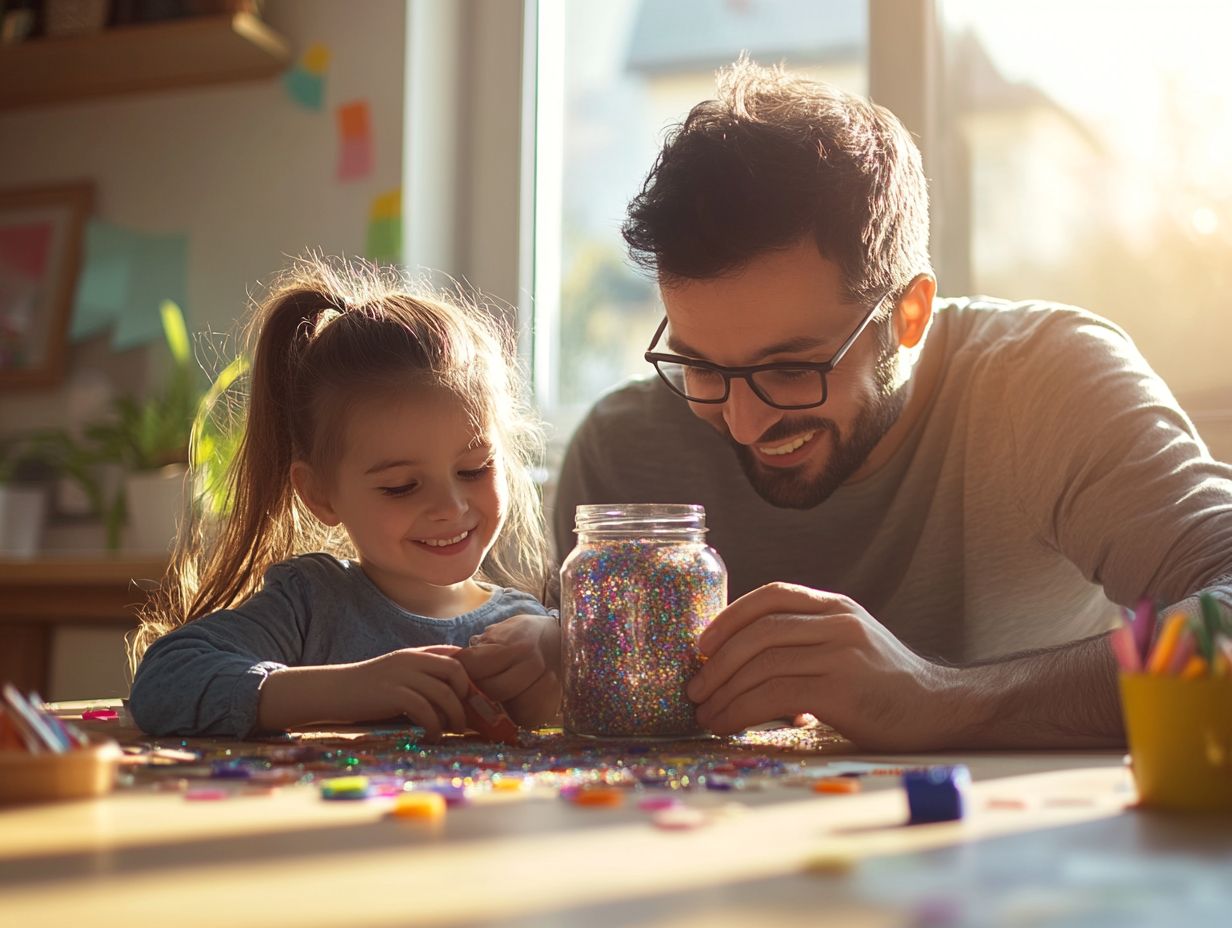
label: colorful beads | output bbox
[561,538,726,738]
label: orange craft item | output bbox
[463,681,519,745]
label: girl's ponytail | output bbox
[128,285,346,673]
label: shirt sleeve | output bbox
[128,562,312,739]
[1003,309,1232,621]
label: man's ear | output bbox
[290,461,341,527]
[895,274,936,350]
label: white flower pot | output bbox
[123,464,188,555]
[0,485,48,558]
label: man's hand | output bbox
[686,582,964,750]
[456,613,562,728]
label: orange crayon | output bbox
[1146,612,1188,675]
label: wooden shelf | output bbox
[0,555,166,589]
[0,555,166,695]
[0,13,290,111]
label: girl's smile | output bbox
[411,528,476,554]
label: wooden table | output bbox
[3,705,1230,927]
[0,557,165,693]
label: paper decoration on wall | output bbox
[71,220,188,351]
[283,42,330,110]
[336,100,374,181]
[365,189,402,265]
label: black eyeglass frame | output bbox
[643,289,894,410]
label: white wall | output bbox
[0,0,407,699]
[0,0,407,433]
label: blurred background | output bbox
[1,0,1229,698]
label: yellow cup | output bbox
[1119,673,1232,812]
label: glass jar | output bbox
[560,503,727,738]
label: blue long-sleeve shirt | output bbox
[129,553,550,738]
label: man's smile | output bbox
[749,430,824,468]
[759,430,817,456]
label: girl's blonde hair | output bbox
[129,257,549,673]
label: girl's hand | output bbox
[457,613,561,728]
[339,647,471,739]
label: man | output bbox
[552,58,1232,751]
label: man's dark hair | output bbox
[623,56,932,304]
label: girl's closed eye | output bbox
[459,460,496,480]
[379,482,418,497]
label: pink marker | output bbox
[1131,599,1156,662]
[1109,623,1142,673]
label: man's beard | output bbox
[728,329,908,509]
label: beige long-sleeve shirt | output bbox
[554,298,1232,663]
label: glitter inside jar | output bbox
[561,503,727,738]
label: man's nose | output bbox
[721,377,781,446]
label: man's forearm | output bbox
[939,632,1125,749]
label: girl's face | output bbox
[295,386,507,616]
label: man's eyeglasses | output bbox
[643,290,893,410]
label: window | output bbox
[938,0,1232,415]
[532,0,869,435]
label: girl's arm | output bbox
[257,649,471,740]
[128,565,312,739]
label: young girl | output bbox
[128,259,560,740]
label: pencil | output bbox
[1166,628,1196,676]
[1179,655,1209,681]
[1215,637,1232,678]
[1198,593,1224,660]
[1146,612,1189,676]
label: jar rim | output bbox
[574,503,707,536]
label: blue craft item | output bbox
[904,765,970,824]
[210,761,253,779]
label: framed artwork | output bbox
[0,181,93,388]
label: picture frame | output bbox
[0,181,93,388]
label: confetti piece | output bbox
[320,775,373,800]
[391,792,447,820]
[491,776,528,793]
[812,777,861,794]
[985,797,1028,810]
[571,786,625,807]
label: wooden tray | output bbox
[0,740,122,804]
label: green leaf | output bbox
[160,300,191,368]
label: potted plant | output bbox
[0,437,51,558]
[87,300,202,553]
[33,302,247,554]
